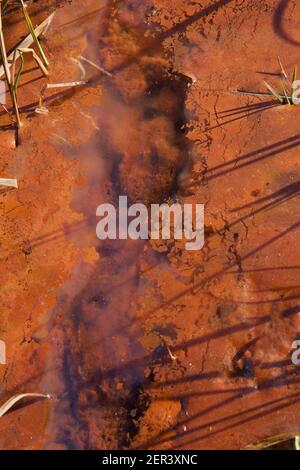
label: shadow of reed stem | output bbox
[0,3,21,127]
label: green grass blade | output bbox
[281,79,291,105]
[263,81,283,103]
[20,0,49,67]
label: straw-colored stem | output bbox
[11,87,21,125]
[1,1,9,12]
[0,393,50,417]
[0,6,11,85]
[11,49,25,99]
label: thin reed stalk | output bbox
[0,3,21,126]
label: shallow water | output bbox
[1,0,300,451]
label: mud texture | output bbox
[0,0,300,450]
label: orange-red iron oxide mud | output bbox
[0,0,300,450]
